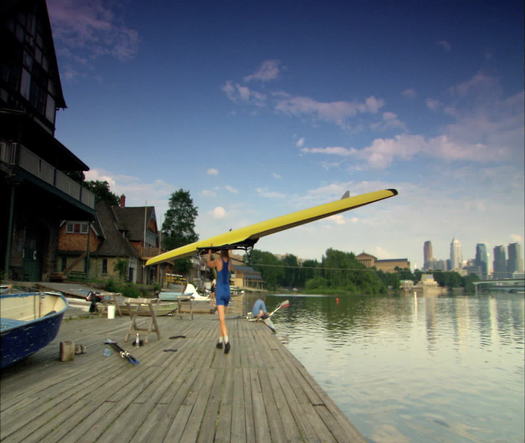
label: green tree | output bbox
[279,254,300,288]
[377,270,401,291]
[301,259,320,287]
[114,259,128,281]
[305,276,328,290]
[245,249,283,290]
[432,271,463,289]
[162,189,199,275]
[462,273,480,292]
[83,180,119,205]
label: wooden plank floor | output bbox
[0,311,365,442]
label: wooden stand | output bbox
[124,298,160,344]
[176,296,194,320]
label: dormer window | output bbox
[66,222,89,234]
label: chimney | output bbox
[119,194,126,207]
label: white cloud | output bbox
[370,112,406,131]
[222,81,267,106]
[201,189,217,197]
[296,182,373,205]
[256,187,286,199]
[353,134,510,168]
[402,88,417,98]
[48,0,139,78]
[510,234,524,243]
[437,40,451,52]
[223,66,391,130]
[302,73,523,169]
[207,168,219,175]
[301,146,353,156]
[275,95,384,127]
[295,137,305,148]
[84,168,174,223]
[451,72,496,97]
[211,206,227,219]
[84,169,117,189]
[426,98,441,110]
[272,172,282,179]
[371,246,396,259]
[244,59,282,82]
[326,214,349,225]
[225,185,239,194]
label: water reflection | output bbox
[248,293,524,442]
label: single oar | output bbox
[104,339,140,365]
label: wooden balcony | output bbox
[0,142,95,209]
[140,246,162,259]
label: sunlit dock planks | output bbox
[0,310,365,442]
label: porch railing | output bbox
[0,142,95,209]
[140,246,162,258]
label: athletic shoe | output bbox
[216,342,223,349]
[224,342,231,354]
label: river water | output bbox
[261,293,524,443]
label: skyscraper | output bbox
[424,241,433,270]
[450,238,462,270]
[493,245,507,279]
[475,243,488,279]
[507,243,524,276]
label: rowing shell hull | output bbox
[146,188,397,266]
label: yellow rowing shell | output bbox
[146,188,397,266]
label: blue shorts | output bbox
[216,287,230,306]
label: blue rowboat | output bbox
[0,292,68,369]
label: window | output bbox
[45,95,55,124]
[20,68,30,99]
[102,258,108,274]
[66,222,89,234]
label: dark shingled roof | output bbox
[112,206,155,241]
[93,201,139,258]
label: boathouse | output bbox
[57,199,162,284]
[0,0,95,281]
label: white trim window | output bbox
[66,222,89,234]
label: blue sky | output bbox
[47,0,524,269]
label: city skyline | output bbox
[422,238,524,276]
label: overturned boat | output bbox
[0,292,68,369]
[159,283,210,301]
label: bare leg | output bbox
[217,305,228,338]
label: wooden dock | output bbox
[0,311,365,442]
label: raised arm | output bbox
[206,250,216,268]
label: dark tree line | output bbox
[245,248,480,294]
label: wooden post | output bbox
[4,185,15,280]
[59,341,75,361]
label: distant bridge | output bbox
[473,278,525,295]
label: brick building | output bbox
[57,199,161,284]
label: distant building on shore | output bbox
[423,241,433,270]
[493,245,507,279]
[507,243,524,277]
[475,243,489,279]
[356,252,410,272]
[450,238,463,271]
